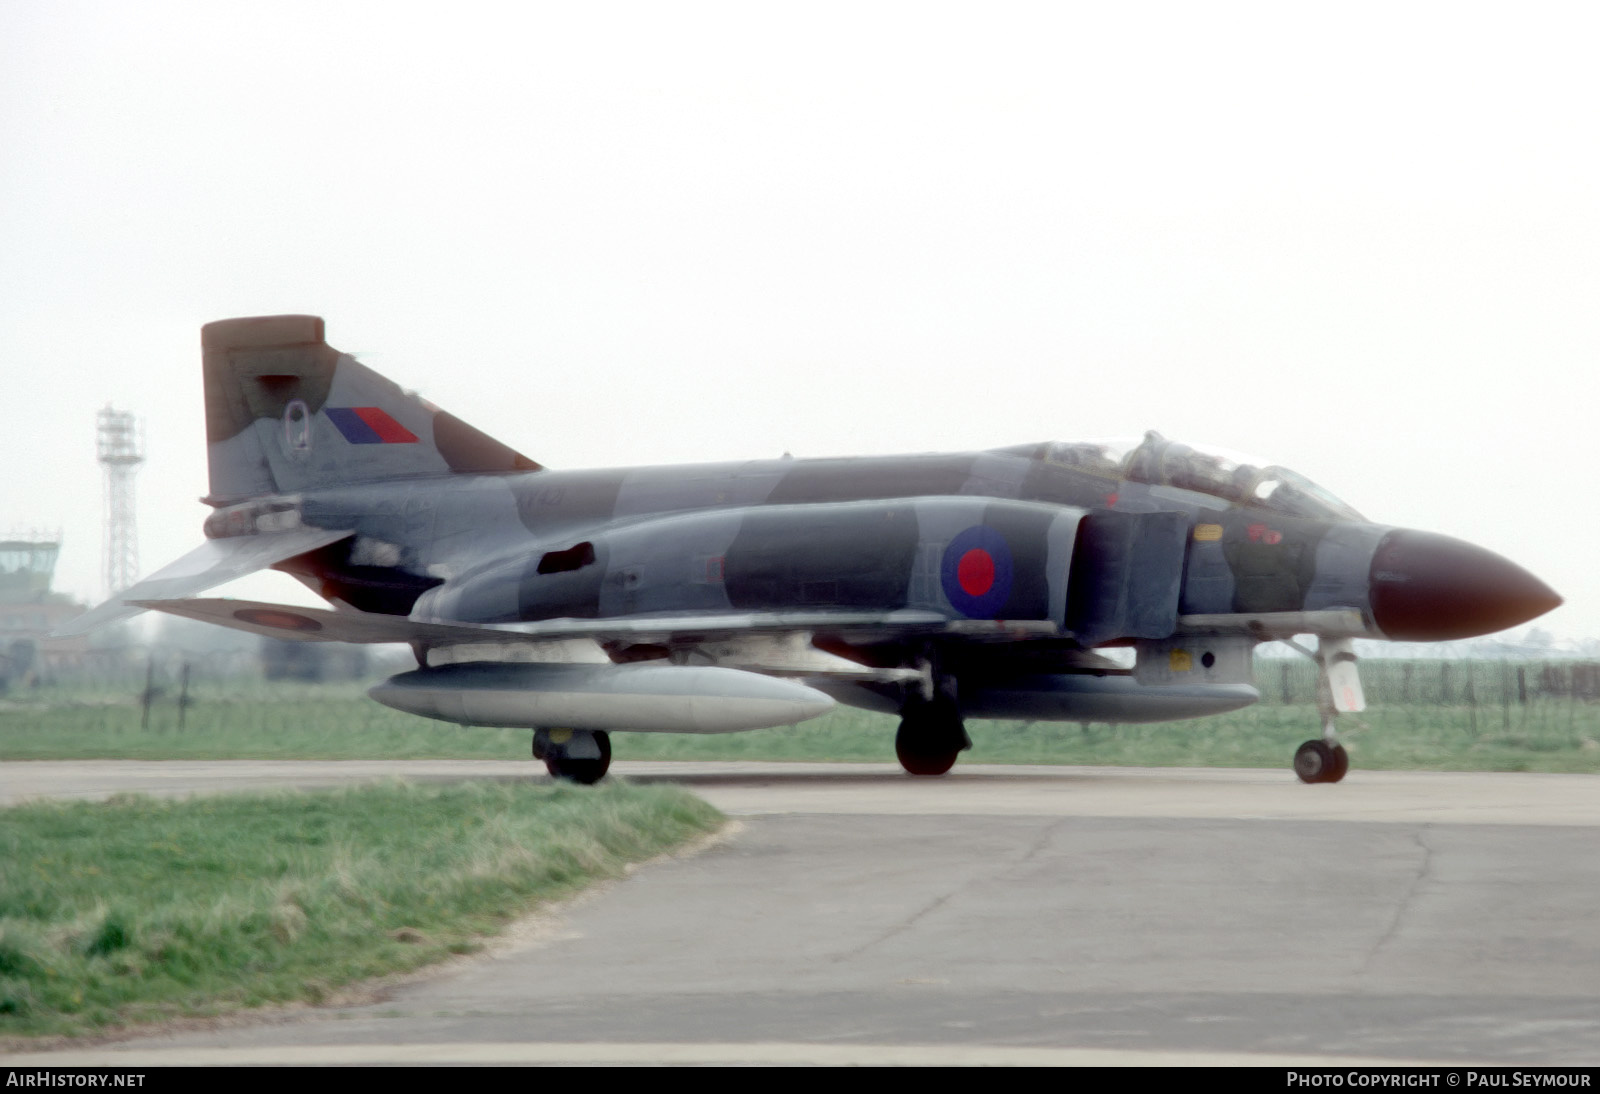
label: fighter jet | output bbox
[63,315,1562,784]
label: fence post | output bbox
[1465,663,1477,737]
[177,662,191,732]
[140,657,155,731]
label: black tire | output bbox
[545,730,612,784]
[896,734,960,776]
[895,699,967,777]
[1325,744,1350,783]
[1293,739,1334,784]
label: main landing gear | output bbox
[895,694,971,777]
[1287,636,1363,784]
[533,728,612,784]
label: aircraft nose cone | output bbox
[1369,529,1562,641]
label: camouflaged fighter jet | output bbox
[63,315,1562,784]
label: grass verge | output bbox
[8,658,1600,772]
[5,678,1600,773]
[0,779,723,1040]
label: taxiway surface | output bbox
[4,760,1599,1066]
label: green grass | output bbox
[0,780,723,1040]
[5,662,1600,773]
[0,680,522,760]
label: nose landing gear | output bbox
[1286,636,1363,784]
[1294,737,1350,784]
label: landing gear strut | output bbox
[1286,636,1362,784]
[533,728,612,784]
[895,695,970,777]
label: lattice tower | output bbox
[96,406,143,598]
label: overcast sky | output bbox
[2,1,1596,640]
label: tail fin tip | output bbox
[202,314,326,354]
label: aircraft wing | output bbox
[126,594,1371,654]
[493,611,1058,643]
[54,529,354,636]
[131,596,1059,647]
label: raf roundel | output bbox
[940,525,1015,618]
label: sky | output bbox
[2,1,1597,640]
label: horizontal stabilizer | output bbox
[54,529,353,636]
[130,595,474,644]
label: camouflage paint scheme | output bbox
[67,316,1562,782]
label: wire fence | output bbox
[1260,658,1600,740]
[19,646,1600,743]
[1264,659,1600,705]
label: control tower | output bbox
[0,532,86,683]
[0,536,59,602]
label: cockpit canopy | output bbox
[1005,431,1365,523]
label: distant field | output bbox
[0,780,722,1040]
[4,659,1599,773]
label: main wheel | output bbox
[1294,739,1336,784]
[895,698,968,777]
[543,729,612,784]
[896,732,960,776]
[1325,743,1349,783]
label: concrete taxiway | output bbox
[4,760,1600,1065]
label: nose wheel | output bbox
[533,728,612,784]
[1293,738,1349,784]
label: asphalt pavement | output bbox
[4,760,1600,1065]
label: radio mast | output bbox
[96,406,144,598]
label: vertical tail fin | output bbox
[202,315,540,503]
